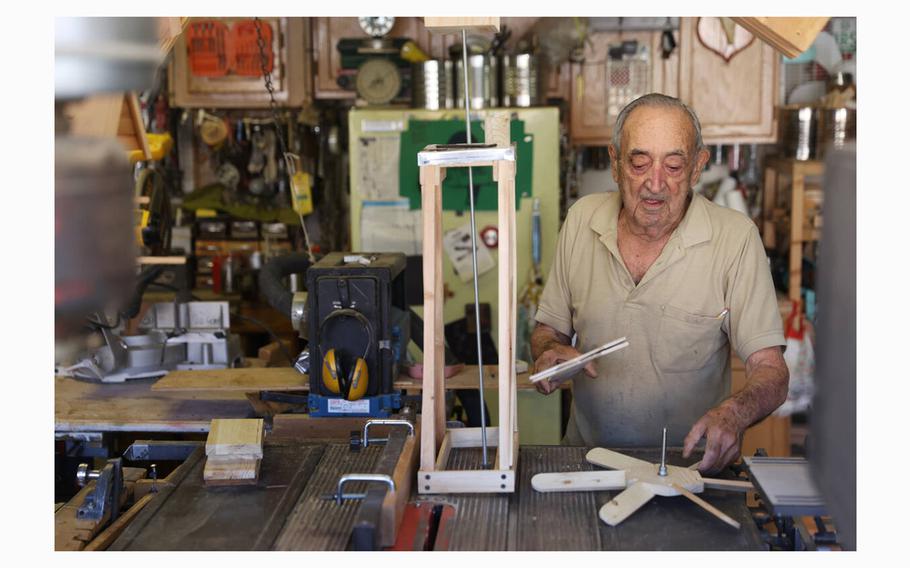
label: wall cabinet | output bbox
[569,30,677,146]
[568,18,779,146]
[677,18,778,144]
[169,17,312,109]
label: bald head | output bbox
[612,93,704,156]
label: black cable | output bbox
[232,313,296,366]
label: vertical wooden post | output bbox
[762,164,778,249]
[420,164,446,472]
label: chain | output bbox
[254,17,315,263]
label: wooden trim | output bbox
[702,478,754,493]
[423,17,500,34]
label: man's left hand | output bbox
[682,405,744,475]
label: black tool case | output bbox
[306,252,408,399]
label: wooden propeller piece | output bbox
[530,447,748,529]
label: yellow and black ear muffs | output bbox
[319,309,372,401]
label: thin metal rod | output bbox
[658,427,668,476]
[462,29,489,468]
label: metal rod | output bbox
[658,427,668,476]
[462,28,489,468]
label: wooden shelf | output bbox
[761,157,825,303]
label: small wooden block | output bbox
[205,418,264,458]
[203,455,261,486]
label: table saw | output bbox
[104,436,764,551]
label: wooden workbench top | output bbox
[55,375,254,434]
[151,365,541,393]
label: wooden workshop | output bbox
[51,12,857,553]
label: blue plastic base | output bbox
[307,392,402,418]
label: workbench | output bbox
[105,441,763,551]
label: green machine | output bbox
[348,107,562,444]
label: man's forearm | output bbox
[530,322,571,361]
[719,346,789,431]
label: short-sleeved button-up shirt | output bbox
[535,191,784,447]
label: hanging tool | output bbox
[460,28,490,469]
[253,17,315,263]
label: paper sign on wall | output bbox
[443,223,495,283]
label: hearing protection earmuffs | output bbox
[319,308,373,401]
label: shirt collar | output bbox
[589,191,713,248]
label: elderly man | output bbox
[531,93,789,474]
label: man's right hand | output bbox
[532,344,597,395]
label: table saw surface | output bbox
[108,441,764,551]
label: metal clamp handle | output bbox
[362,419,415,448]
[332,473,395,505]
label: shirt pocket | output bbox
[655,304,726,373]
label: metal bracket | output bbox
[122,440,202,462]
[325,473,395,505]
[76,457,123,523]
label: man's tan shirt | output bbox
[536,191,784,447]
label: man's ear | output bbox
[608,144,621,184]
[689,148,711,186]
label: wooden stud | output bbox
[420,164,446,473]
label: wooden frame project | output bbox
[418,113,519,494]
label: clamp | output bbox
[324,473,396,505]
[349,418,415,452]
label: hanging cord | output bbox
[254,17,316,264]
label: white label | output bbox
[361,120,404,132]
[327,398,371,414]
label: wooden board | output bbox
[55,376,252,434]
[731,17,830,59]
[206,418,264,457]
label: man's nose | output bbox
[644,165,664,191]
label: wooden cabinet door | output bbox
[170,17,311,108]
[568,30,673,146]
[677,17,779,144]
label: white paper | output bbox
[442,223,496,283]
[360,199,422,255]
[356,136,400,200]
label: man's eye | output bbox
[666,166,681,173]
[631,161,650,170]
